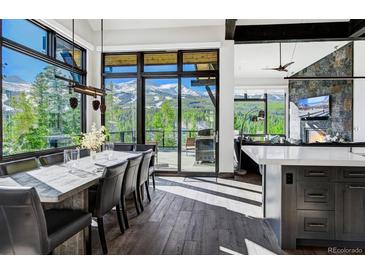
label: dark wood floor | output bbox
[91,177,284,255]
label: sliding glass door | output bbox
[102,50,219,175]
[181,77,217,172]
[145,78,178,171]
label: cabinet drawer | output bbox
[297,210,335,240]
[298,167,331,182]
[297,181,334,210]
[337,167,365,182]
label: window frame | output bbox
[101,49,219,142]
[234,89,287,137]
[0,19,87,161]
[54,34,86,70]
[101,49,220,175]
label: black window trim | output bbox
[0,19,88,162]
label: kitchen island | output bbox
[242,145,365,249]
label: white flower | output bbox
[80,123,106,151]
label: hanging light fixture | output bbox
[99,19,107,114]
[56,19,106,110]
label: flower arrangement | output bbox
[80,124,107,151]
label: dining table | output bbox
[0,150,142,255]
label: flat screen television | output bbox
[297,95,330,120]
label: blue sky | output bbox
[3,47,48,83]
[2,20,47,54]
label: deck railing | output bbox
[109,129,200,148]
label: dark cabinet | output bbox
[282,166,365,249]
[335,182,365,241]
[297,210,335,240]
[297,181,335,210]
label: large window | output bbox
[234,88,286,138]
[104,78,137,143]
[1,19,87,159]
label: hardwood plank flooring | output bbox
[91,176,284,255]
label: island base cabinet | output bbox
[335,182,365,242]
[280,166,365,249]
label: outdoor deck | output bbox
[156,148,215,172]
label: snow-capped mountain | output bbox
[2,76,32,113]
[2,76,31,94]
[107,79,208,109]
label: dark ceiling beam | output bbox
[349,19,365,38]
[225,19,237,40]
[233,21,365,44]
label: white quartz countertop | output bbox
[242,145,365,166]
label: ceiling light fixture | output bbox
[56,19,106,110]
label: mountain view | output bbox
[105,78,216,147]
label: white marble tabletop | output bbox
[242,145,365,166]
[0,151,140,203]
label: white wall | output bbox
[219,41,235,173]
[353,41,365,142]
[96,26,224,49]
[86,50,101,131]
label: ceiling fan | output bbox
[262,43,294,72]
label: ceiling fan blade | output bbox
[262,67,280,71]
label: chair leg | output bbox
[145,182,151,202]
[152,173,156,190]
[133,191,142,214]
[97,217,108,255]
[121,196,129,229]
[137,185,144,212]
[86,224,92,255]
[116,204,125,234]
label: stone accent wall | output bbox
[289,42,353,142]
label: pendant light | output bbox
[99,19,107,114]
[69,19,78,109]
[57,19,106,109]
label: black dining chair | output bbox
[135,144,157,190]
[39,152,64,166]
[79,149,90,158]
[0,187,92,255]
[136,149,153,212]
[120,154,143,229]
[0,157,39,176]
[88,160,128,254]
[114,143,135,152]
